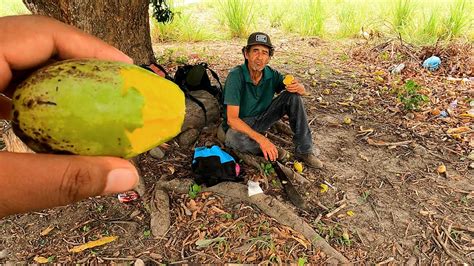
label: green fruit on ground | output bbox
[11,59,185,158]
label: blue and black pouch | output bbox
[192,145,243,187]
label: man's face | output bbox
[245,45,271,72]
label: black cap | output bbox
[246,32,273,49]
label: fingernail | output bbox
[104,168,139,194]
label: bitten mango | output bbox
[11,59,185,158]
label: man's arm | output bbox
[227,105,278,161]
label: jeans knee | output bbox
[225,129,260,153]
[281,91,303,107]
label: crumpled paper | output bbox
[247,180,263,196]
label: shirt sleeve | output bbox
[223,67,243,106]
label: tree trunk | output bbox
[22,0,154,65]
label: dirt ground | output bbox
[1,33,473,264]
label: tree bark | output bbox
[22,0,154,65]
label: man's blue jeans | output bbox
[225,91,317,155]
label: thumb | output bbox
[0,152,138,218]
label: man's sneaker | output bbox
[295,153,323,169]
[277,147,289,162]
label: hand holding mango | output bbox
[283,74,306,95]
[0,15,141,218]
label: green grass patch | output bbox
[337,1,363,37]
[297,0,326,36]
[398,80,429,111]
[442,0,471,39]
[217,0,255,38]
[0,0,30,16]
[150,0,217,42]
[392,0,415,32]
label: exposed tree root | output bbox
[151,178,350,264]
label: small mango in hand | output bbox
[283,75,295,85]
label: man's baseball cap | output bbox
[246,32,273,49]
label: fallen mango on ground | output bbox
[11,59,185,158]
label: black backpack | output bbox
[141,62,222,125]
[174,63,223,125]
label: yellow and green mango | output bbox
[11,59,185,158]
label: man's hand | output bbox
[0,15,137,219]
[285,78,305,95]
[256,135,278,161]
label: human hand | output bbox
[285,78,305,95]
[0,15,137,218]
[256,135,278,161]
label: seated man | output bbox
[222,32,322,168]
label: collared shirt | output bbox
[222,63,285,131]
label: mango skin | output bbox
[11,59,185,158]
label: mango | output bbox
[293,161,303,173]
[283,74,294,85]
[11,59,185,158]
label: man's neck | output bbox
[247,66,263,85]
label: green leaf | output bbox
[192,184,201,193]
[189,183,201,199]
[222,213,232,219]
[143,230,151,238]
[298,257,307,266]
[195,237,226,248]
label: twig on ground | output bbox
[325,203,347,218]
[442,226,463,252]
[376,257,395,265]
[313,213,323,225]
[452,225,474,233]
[368,139,413,147]
[404,222,411,238]
[317,201,329,211]
[434,234,466,263]
[368,196,381,222]
[101,257,137,261]
[217,216,248,238]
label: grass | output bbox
[217,0,255,38]
[0,0,30,17]
[2,0,472,44]
[297,0,326,36]
[150,0,217,42]
[442,0,471,39]
[337,1,363,37]
[415,8,440,44]
[392,0,415,32]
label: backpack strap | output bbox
[200,63,223,90]
[181,84,208,126]
[199,63,223,98]
[140,63,174,81]
[151,63,174,81]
